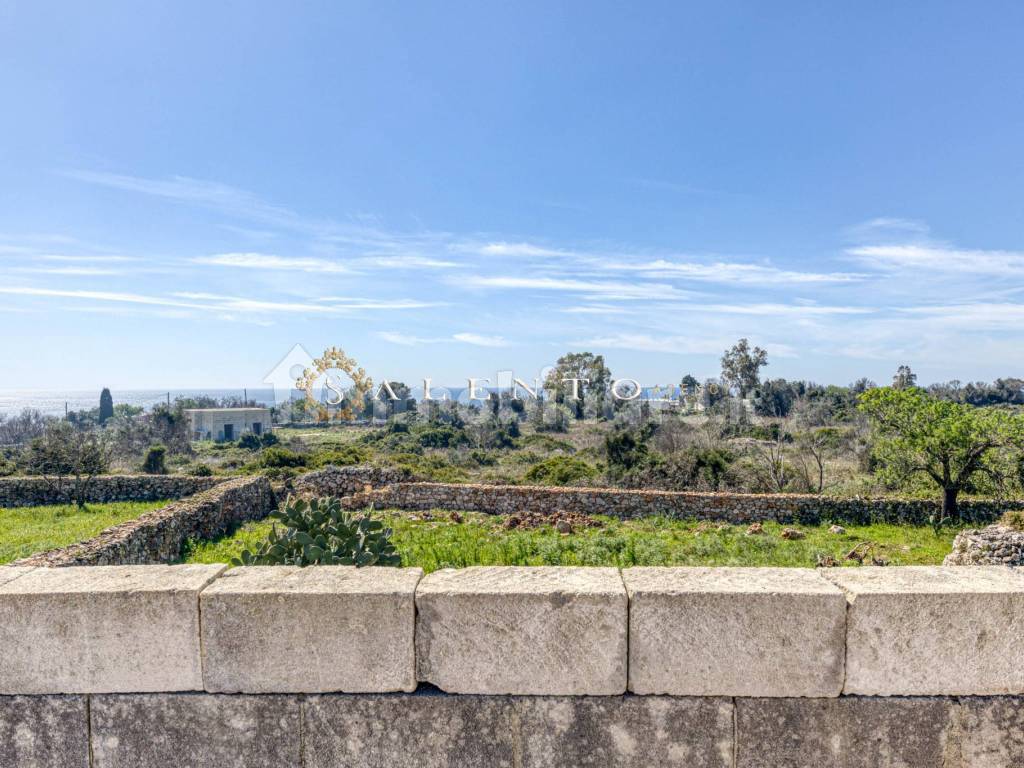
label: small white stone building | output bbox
[185,408,272,442]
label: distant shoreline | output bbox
[0,389,278,417]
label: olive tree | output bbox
[25,421,110,507]
[858,387,1024,520]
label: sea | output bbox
[0,389,281,417]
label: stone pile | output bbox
[944,524,1024,566]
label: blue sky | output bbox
[2,1,1024,390]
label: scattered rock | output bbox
[501,510,600,532]
[815,554,839,568]
[449,511,463,523]
[828,524,846,535]
[746,522,764,536]
[780,527,806,540]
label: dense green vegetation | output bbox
[184,510,967,572]
[0,500,170,564]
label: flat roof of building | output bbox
[183,407,271,413]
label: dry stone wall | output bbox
[1,564,1024,767]
[0,474,222,508]
[14,476,275,566]
[290,464,411,498]
[337,478,1024,525]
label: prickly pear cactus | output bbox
[231,495,401,567]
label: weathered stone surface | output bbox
[91,693,299,768]
[960,696,1024,766]
[519,696,733,768]
[303,692,518,767]
[0,695,88,768]
[736,697,957,767]
[624,567,846,697]
[0,566,33,587]
[16,476,274,566]
[824,566,1024,695]
[0,565,224,693]
[201,565,421,693]
[416,566,627,695]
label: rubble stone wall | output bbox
[13,476,275,566]
[336,477,1024,525]
[0,475,222,508]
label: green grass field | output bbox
[183,509,966,571]
[0,500,171,564]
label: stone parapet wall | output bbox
[4,691,1022,767]
[13,477,275,566]
[1,564,1024,766]
[1,564,1021,696]
[0,474,223,508]
[338,479,1024,525]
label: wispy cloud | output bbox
[457,275,697,300]
[61,170,322,235]
[9,266,124,276]
[477,242,571,258]
[847,244,1024,276]
[605,259,865,285]
[0,286,443,318]
[451,332,509,347]
[570,332,795,357]
[194,252,352,274]
[194,251,458,273]
[377,331,509,347]
[844,217,931,242]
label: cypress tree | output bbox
[99,388,114,425]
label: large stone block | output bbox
[623,567,846,696]
[201,565,421,693]
[824,566,1024,695]
[90,693,299,768]
[736,697,957,767]
[0,695,88,768]
[416,566,627,695]
[518,696,733,768]
[0,565,224,694]
[960,696,1024,766]
[303,692,518,768]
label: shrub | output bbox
[141,444,168,474]
[415,424,469,449]
[313,445,370,468]
[232,496,400,567]
[238,433,262,451]
[260,432,280,447]
[1002,510,1024,531]
[259,446,307,469]
[186,462,213,477]
[524,455,598,486]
